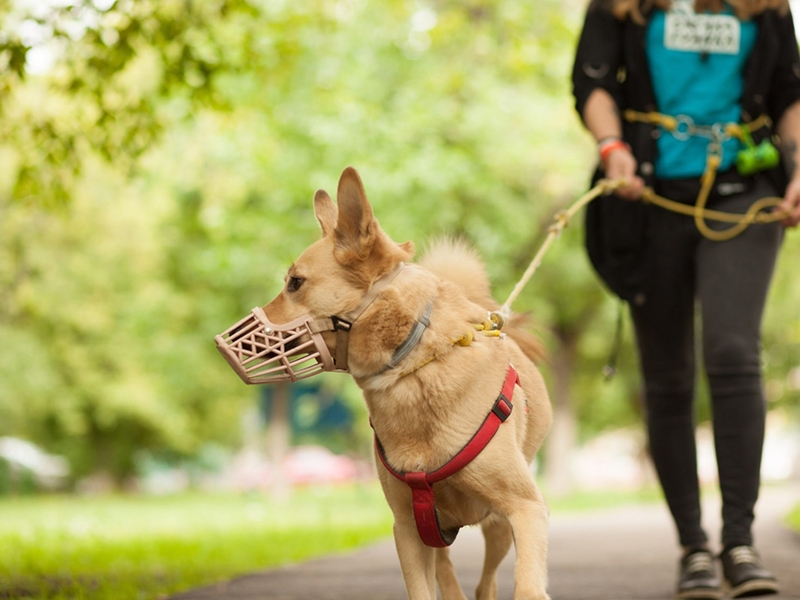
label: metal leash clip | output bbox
[671,115,729,142]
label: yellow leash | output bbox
[499,178,627,316]
[624,109,785,241]
[399,139,788,374]
[642,154,785,242]
[496,112,789,318]
[491,112,788,375]
[498,171,788,318]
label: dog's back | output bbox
[419,237,546,364]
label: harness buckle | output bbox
[492,397,513,422]
[331,316,353,332]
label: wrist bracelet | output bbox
[599,139,631,163]
[597,136,621,147]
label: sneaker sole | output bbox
[728,578,780,599]
[676,588,723,600]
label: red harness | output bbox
[373,365,519,547]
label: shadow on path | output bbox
[170,483,800,600]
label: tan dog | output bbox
[261,167,552,600]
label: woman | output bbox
[572,1,800,598]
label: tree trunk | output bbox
[543,334,578,497]
[268,383,291,500]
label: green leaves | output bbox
[0,0,257,207]
[0,0,797,485]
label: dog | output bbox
[222,167,552,600]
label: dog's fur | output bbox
[263,167,552,600]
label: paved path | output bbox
[170,483,800,600]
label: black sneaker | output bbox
[720,545,780,598]
[677,549,722,599]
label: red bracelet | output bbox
[599,139,631,163]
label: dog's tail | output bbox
[419,237,546,364]
[419,237,494,307]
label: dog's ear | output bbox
[334,167,376,262]
[314,189,337,237]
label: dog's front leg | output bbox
[475,513,514,600]
[507,490,550,600]
[393,518,437,600]
[436,547,468,600]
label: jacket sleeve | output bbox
[767,8,800,126]
[571,1,625,123]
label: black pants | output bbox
[630,176,783,550]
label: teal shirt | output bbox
[646,2,757,178]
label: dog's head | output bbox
[264,166,414,328]
[215,167,414,384]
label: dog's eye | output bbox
[287,276,305,292]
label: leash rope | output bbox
[497,171,788,319]
[491,112,789,376]
[624,110,785,241]
[499,178,626,317]
[641,163,785,242]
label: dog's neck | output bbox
[343,265,443,380]
[349,269,486,387]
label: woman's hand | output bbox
[603,145,645,200]
[582,89,645,199]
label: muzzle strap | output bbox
[334,319,352,372]
[308,315,352,371]
[319,263,406,371]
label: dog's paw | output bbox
[513,593,550,600]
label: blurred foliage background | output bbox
[0,0,798,490]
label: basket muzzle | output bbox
[215,263,406,385]
[214,307,336,384]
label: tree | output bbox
[0,0,257,206]
[1,0,796,488]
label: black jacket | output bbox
[572,0,800,191]
[571,0,800,302]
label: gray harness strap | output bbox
[382,302,433,372]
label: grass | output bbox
[787,502,800,533]
[0,483,394,600]
[0,481,666,600]
[544,485,663,512]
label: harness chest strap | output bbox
[373,365,519,547]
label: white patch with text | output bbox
[664,5,741,55]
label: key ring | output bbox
[670,116,731,143]
[672,115,694,141]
